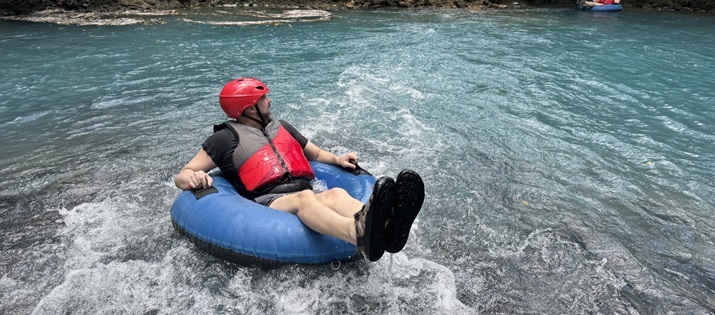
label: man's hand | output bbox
[186,170,213,190]
[336,152,359,169]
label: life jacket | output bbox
[218,120,315,195]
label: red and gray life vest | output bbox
[221,120,315,194]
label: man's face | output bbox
[255,95,272,114]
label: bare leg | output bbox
[269,190,357,245]
[315,188,364,218]
[270,180,395,262]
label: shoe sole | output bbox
[385,170,424,253]
[364,177,394,261]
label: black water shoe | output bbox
[355,176,395,262]
[385,170,424,253]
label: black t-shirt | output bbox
[202,119,309,194]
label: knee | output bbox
[324,187,350,200]
[294,190,317,205]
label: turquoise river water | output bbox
[1,6,714,314]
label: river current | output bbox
[1,6,714,314]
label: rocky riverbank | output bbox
[0,0,713,22]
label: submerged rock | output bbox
[0,8,174,25]
[180,9,331,26]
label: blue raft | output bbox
[579,4,623,11]
[170,161,375,269]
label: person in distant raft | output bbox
[174,77,425,262]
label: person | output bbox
[174,77,425,262]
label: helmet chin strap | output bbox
[242,104,269,127]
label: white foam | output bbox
[372,254,473,314]
[9,111,51,124]
[310,179,328,193]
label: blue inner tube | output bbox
[579,4,623,11]
[170,161,376,269]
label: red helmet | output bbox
[219,78,270,118]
